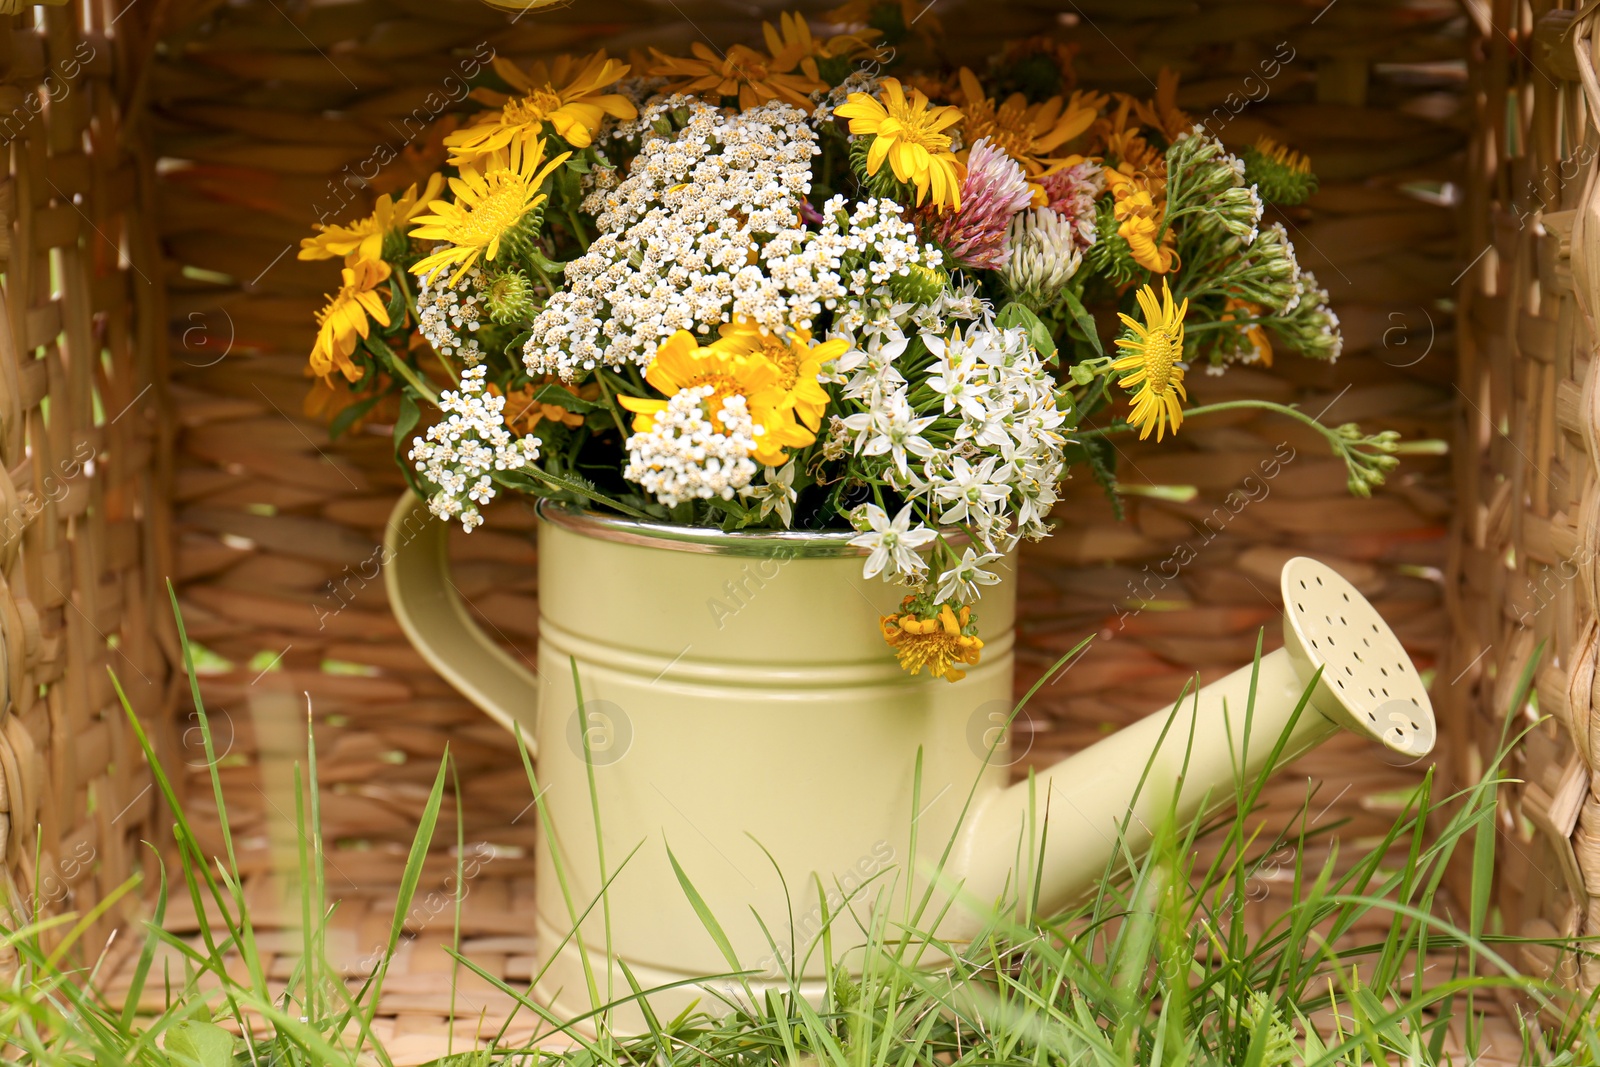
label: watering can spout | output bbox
[947,556,1436,927]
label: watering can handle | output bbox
[383,492,541,754]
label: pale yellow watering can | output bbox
[384,492,1435,1028]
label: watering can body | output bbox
[384,494,1435,1029]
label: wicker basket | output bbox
[1444,0,1600,1002]
[0,0,1479,1052]
[0,1,176,973]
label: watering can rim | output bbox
[536,498,978,558]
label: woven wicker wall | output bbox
[1445,0,1600,996]
[0,3,174,966]
[143,0,1465,894]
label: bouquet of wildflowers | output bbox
[300,10,1403,681]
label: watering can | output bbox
[384,493,1435,1028]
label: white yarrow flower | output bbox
[408,366,541,533]
[623,387,762,508]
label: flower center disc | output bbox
[759,337,800,389]
[507,89,563,124]
[460,176,533,247]
[1143,329,1181,395]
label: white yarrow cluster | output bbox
[417,260,485,363]
[780,195,945,337]
[524,100,944,381]
[409,366,541,531]
[623,387,760,507]
[526,99,819,378]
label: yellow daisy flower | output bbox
[619,330,816,467]
[1091,98,1167,186]
[709,318,843,432]
[880,598,983,682]
[299,174,444,267]
[310,259,392,383]
[445,51,636,162]
[1112,280,1189,442]
[955,67,1097,176]
[649,42,826,112]
[409,136,571,286]
[835,78,965,210]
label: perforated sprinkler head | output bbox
[1280,556,1435,759]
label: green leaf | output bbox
[393,393,420,453]
[385,272,407,324]
[1060,288,1103,357]
[528,383,601,413]
[666,844,747,976]
[996,302,1057,360]
[165,1019,234,1067]
[328,393,379,441]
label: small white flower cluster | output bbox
[578,148,621,201]
[603,89,694,145]
[409,366,541,531]
[1229,221,1304,312]
[417,261,485,363]
[768,195,946,337]
[833,316,1068,594]
[526,99,819,378]
[1215,183,1265,246]
[623,386,760,507]
[1169,130,1264,249]
[1279,271,1343,362]
[1002,209,1084,303]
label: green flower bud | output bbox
[485,269,539,325]
[1242,136,1320,206]
[890,263,948,305]
[849,135,919,206]
[381,226,412,264]
[1081,197,1145,287]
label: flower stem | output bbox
[1074,398,1327,440]
[591,369,633,442]
[393,271,457,384]
[565,209,591,251]
[367,334,439,406]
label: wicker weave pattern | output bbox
[132,0,1466,1045]
[0,3,174,970]
[1445,0,1600,996]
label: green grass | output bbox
[2,593,1598,1066]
